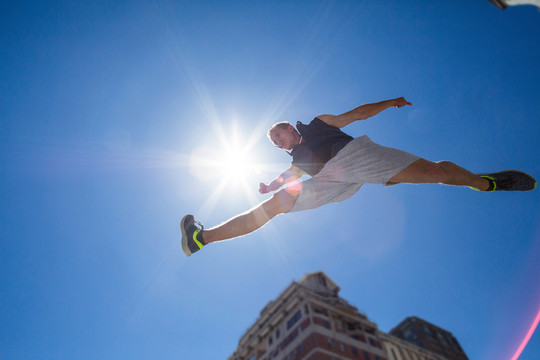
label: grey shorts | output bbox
[289,135,420,212]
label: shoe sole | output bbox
[478,170,537,191]
[180,215,192,257]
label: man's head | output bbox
[267,122,301,151]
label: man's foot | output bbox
[477,170,537,192]
[180,214,205,257]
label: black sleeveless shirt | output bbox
[290,118,353,176]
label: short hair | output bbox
[266,121,291,142]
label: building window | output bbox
[328,338,334,347]
[314,307,328,316]
[437,332,448,346]
[287,310,302,330]
[363,351,370,360]
[324,320,330,329]
[299,344,304,354]
[372,339,380,348]
[423,325,433,338]
[276,329,280,339]
[340,342,345,352]
[403,328,418,342]
[352,346,358,356]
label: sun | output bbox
[215,134,262,186]
[189,125,264,193]
[217,146,251,180]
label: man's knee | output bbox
[432,161,452,182]
[264,188,300,215]
[414,160,450,183]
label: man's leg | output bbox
[181,188,299,256]
[388,159,490,190]
[203,188,299,243]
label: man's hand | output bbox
[259,167,304,194]
[393,97,412,108]
[259,183,270,194]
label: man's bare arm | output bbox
[317,97,412,129]
[259,166,305,194]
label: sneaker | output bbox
[478,170,537,191]
[180,214,205,257]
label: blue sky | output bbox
[1,1,539,359]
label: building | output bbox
[228,272,388,360]
[228,272,468,360]
[389,317,468,360]
[489,0,540,10]
[378,332,448,360]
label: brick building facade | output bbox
[228,272,468,360]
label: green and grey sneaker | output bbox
[478,170,536,192]
[180,214,205,257]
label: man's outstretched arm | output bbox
[317,97,412,129]
[259,166,305,194]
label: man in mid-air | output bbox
[180,97,536,257]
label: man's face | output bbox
[269,125,298,151]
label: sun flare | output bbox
[217,145,253,181]
[189,125,264,193]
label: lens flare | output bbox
[510,308,540,360]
